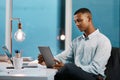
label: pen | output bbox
[15,50,21,58]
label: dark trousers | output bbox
[54,63,98,80]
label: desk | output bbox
[0,62,57,80]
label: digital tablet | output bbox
[38,46,55,68]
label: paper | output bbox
[28,60,46,68]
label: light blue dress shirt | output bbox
[55,29,112,76]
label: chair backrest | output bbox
[105,47,120,80]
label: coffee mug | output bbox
[13,57,23,69]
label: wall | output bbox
[11,0,61,59]
[0,0,63,59]
[0,0,5,54]
[72,0,120,47]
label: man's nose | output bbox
[76,22,80,26]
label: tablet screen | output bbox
[38,46,55,68]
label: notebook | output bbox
[2,46,13,65]
[38,46,55,68]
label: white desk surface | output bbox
[0,62,57,80]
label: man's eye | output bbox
[77,19,83,22]
[74,19,83,23]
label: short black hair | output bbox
[74,8,92,15]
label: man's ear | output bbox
[87,16,91,22]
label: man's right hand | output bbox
[38,54,46,65]
[53,59,64,70]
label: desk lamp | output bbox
[12,18,25,42]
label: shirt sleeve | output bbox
[55,42,74,63]
[81,38,112,75]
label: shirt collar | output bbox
[82,29,100,40]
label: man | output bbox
[38,8,111,80]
